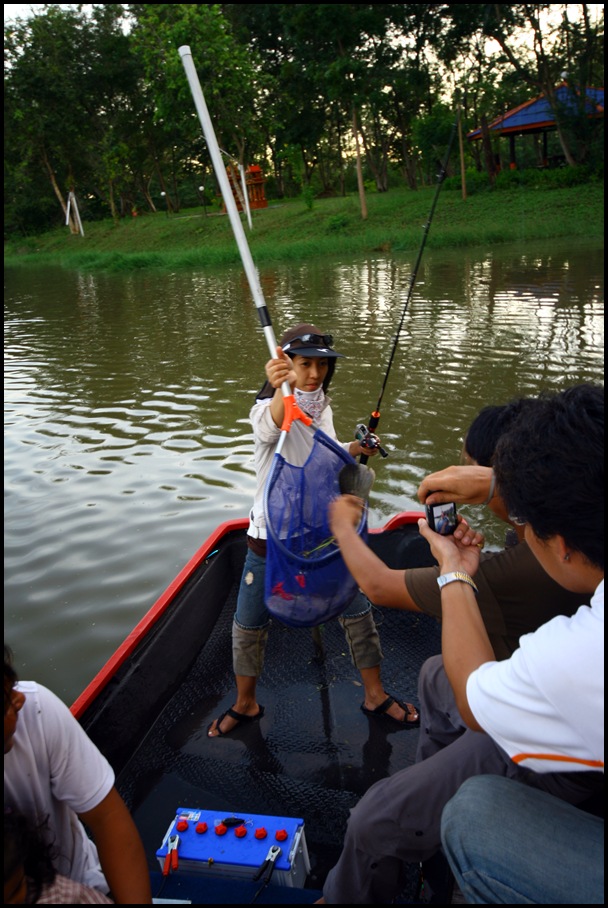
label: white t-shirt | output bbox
[4,681,115,892]
[467,579,604,773]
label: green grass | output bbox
[4,181,604,273]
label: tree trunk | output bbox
[480,115,496,187]
[140,178,157,213]
[41,148,79,233]
[457,107,467,201]
[108,179,119,221]
[543,82,578,166]
[352,106,368,221]
[154,163,175,213]
[359,120,388,192]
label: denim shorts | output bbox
[234,547,371,630]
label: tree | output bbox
[5,5,98,232]
[129,3,266,211]
[5,4,145,229]
[478,4,603,166]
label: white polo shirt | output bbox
[467,580,604,773]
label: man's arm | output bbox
[417,517,495,731]
[329,496,422,611]
[80,787,152,904]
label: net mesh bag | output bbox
[264,426,367,627]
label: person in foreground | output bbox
[208,323,419,736]
[318,383,603,904]
[437,383,604,905]
[4,647,152,904]
[4,810,114,904]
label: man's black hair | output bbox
[4,811,56,903]
[464,398,537,467]
[493,383,604,570]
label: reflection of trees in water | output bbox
[5,239,603,477]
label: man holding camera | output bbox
[318,384,603,904]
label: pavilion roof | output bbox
[467,83,604,140]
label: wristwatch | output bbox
[437,571,479,594]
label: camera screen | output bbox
[426,502,458,536]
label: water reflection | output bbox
[4,237,604,700]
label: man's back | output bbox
[4,681,114,891]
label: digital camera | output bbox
[425,501,458,536]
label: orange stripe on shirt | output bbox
[512,752,604,769]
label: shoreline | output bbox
[4,182,604,274]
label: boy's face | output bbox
[4,679,25,754]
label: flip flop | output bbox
[360,694,420,728]
[208,705,265,737]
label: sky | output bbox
[5,4,45,21]
[5,3,604,32]
[4,4,90,23]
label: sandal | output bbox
[360,694,420,728]
[208,705,265,737]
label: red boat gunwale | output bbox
[71,511,424,719]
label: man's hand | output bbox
[417,515,484,577]
[329,495,365,534]
[418,466,494,506]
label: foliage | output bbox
[444,163,603,195]
[301,186,315,210]
[3,3,604,236]
[411,105,457,183]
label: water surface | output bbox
[4,236,604,701]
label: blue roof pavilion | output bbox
[467,83,604,169]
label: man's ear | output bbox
[555,534,570,562]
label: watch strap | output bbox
[437,571,479,594]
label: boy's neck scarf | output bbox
[294,386,325,421]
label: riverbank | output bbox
[4,181,603,273]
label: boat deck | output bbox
[115,573,442,900]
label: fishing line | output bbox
[359,117,459,464]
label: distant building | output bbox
[467,83,604,169]
[224,164,268,212]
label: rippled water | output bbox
[4,237,604,701]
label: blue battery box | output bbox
[156,807,311,888]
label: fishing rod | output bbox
[179,45,311,454]
[358,116,459,465]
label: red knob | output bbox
[215,823,227,836]
[235,825,247,838]
[176,819,188,832]
[275,829,288,842]
[254,827,267,839]
[195,822,208,834]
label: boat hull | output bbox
[73,513,440,897]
